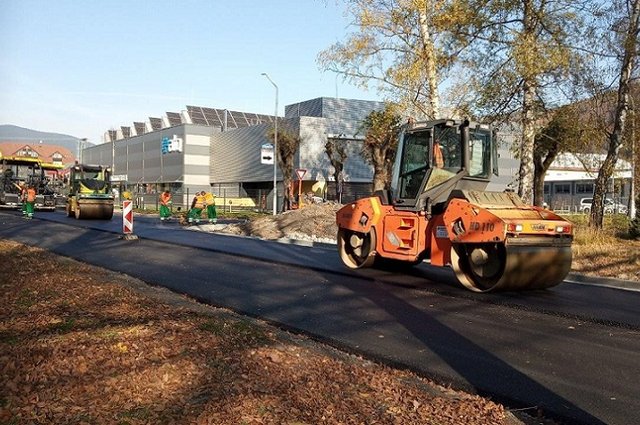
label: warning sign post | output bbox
[121,200,138,240]
[296,168,307,208]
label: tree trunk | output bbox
[373,164,388,192]
[533,154,546,207]
[371,146,389,192]
[589,0,640,228]
[281,157,295,212]
[533,138,559,207]
[516,0,539,205]
[518,80,537,204]
[417,3,440,119]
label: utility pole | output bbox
[262,72,279,215]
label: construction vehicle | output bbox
[66,163,114,219]
[31,162,66,211]
[336,119,573,292]
[1,158,32,209]
[1,154,67,211]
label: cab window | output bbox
[468,129,491,178]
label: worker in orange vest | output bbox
[434,141,444,168]
[159,190,172,221]
[25,185,36,219]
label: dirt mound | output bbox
[221,202,341,241]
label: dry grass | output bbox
[568,215,640,281]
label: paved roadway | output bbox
[1,210,639,425]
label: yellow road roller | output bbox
[66,163,114,220]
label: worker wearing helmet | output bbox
[159,190,172,221]
[25,185,36,219]
[187,191,205,224]
[204,191,217,224]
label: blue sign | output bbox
[161,135,183,155]
[161,137,171,154]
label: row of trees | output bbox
[317,0,640,228]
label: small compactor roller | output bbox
[336,119,573,292]
[66,163,114,220]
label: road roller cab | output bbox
[66,163,114,220]
[336,119,573,292]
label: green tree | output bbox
[452,0,586,204]
[359,104,403,191]
[533,105,595,207]
[318,0,460,119]
[588,0,640,228]
[267,119,301,211]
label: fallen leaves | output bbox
[1,239,512,424]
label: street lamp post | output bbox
[78,138,87,163]
[262,72,278,215]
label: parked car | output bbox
[579,197,628,214]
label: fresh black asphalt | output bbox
[1,210,639,425]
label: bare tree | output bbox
[267,119,301,211]
[325,137,348,202]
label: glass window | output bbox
[575,182,594,194]
[397,131,430,199]
[434,125,461,172]
[544,184,550,194]
[468,129,491,178]
[554,183,571,194]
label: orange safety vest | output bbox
[434,143,444,168]
[160,192,172,206]
[204,192,215,206]
[26,188,36,202]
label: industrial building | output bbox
[82,96,530,212]
[82,97,386,211]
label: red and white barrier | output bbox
[122,200,134,236]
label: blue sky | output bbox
[0,0,380,143]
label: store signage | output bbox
[111,174,128,182]
[162,135,183,154]
[261,143,274,165]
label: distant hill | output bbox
[0,124,94,155]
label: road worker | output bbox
[204,191,217,224]
[159,190,172,221]
[25,185,36,219]
[433,140,444,168]
[188,191,205,224]
[16,182,27,215]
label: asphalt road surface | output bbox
[1,210,639,425]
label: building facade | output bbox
[543,153,632,212]
[83,97,387,210]
[83,97,524,211]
